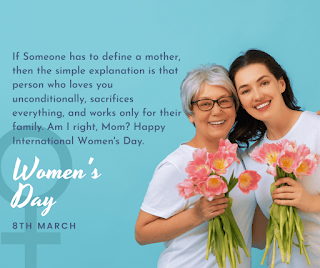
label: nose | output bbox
[210,102,222,115]
[252,88,264,101]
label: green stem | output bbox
[225,206,250,257]
[214,218,224,268]
[224,233,233,268]
[232,237,241,265]
[271,237,276,268]
[302,245,311,265]
[206,219,213,260]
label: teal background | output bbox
[1,0,319,267]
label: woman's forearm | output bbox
[135,208,203,245]
[135,195,228,245]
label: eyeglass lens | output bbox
[196,97,233,110]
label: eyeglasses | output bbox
[191,96,234,111]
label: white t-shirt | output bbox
[141,143,256,268]
[242,111,320,268]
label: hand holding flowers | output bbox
[250,139,320,267]
[272,177,317,213]
[192,194,229,223]
[176,139,261,268]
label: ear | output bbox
[278,77,286,93]
[188,114,195,124]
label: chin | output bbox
[208,130,230,141]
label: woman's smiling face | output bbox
[188,83,236,143]
[234,63,286,123]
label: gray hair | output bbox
[180,64,239,116]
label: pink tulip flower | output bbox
[306,153,320,165]
[195,175,228,201]
[218,139,238,154]
[218,139,240,164]
[297,144,311,159]
[250,143,282,165]
[238,170,262,195]
[176,178,196,199]
[185,151,212,179]
[266,162,277,177]
[277,151,299,174]
[208,151,234,175]
[295,153,320,179]
[282,140,298,153]
[192,147,208,161]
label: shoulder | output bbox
[141,145,195,218]
[155,144,194,173]
[293,111,320,135]
[300,111,320,124]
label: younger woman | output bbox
[229,49,320,267]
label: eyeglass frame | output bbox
[191,96,235,111]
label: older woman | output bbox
[135,64,257,267]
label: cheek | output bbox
[226,109,236,123]
[230,113,236,124]
[239,95,251,108]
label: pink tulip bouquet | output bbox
[250,139,320,267]
[176,139,261,268]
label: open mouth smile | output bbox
[255,101,271,110]
[209,120,226,125]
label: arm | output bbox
[135,194,228,245]
[272,177,320,213]
[252,204,268,249]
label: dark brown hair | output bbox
[228,49,301,148]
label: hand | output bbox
[272,177,314,213]
[192,194,228,223]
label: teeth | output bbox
[209,120,225,125]
[256,101,270,109]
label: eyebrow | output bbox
[198,94,230,99]
[237,75,270,91]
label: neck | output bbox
[186,135,222,153]
[264,108,302,140]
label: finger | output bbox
[272,193,296,200]
[272,186,296,195]
[208,197,229,206]
[273,199,296,206]
[212,193,225,199]
[210,203,228,212]
[274,177,298,186]
[209,208,226,219]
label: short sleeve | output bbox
[141,160,190,219]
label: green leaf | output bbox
[270,203,280,224]
[225,206,250,257]
[214,218,225,268]
[276,165,282,180]
[232,237,241,265]
[224,233,234,268]
[293,208,304,242]
[206,219,214,260]
[270,182,277,195]
[228,197,233,207]
[279,205,288,240]
[221,175,228,186]
[261,218,274,265]
[271,215,286,263]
